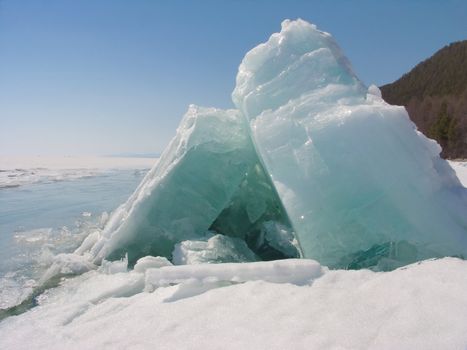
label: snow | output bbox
[449,161,467,187]
[145,258,322,289]
[1,258,467,349]
[0,156,156,188]
[133,256,172,273]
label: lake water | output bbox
[0,169,147,309]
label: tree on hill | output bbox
[380,40,467,159]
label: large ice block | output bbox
[83,105,294,265]
[84,106,254,263]
[233,19,467,269]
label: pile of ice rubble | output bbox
[70,19,467,271]
[2,19,467,349]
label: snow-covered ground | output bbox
[449,160,467,187]
[0,257,466,350]
[0,156,156,188]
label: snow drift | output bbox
[2,258,467,349]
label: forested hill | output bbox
[380,40,467,159]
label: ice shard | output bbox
[233,19,467,269]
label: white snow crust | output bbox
[1,258,467,349]
[145,258,321,289]
[449,161,467,187]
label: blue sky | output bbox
[1,0,466,156]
